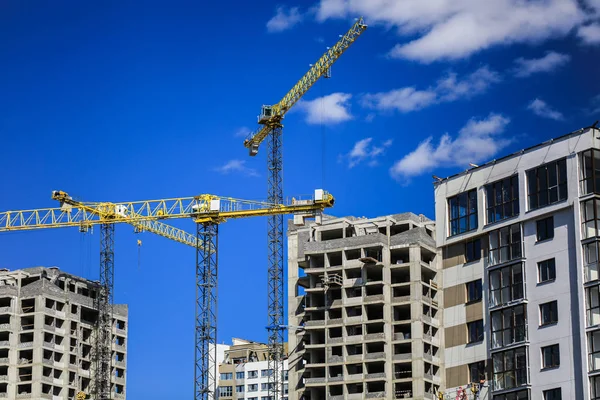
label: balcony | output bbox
[393,353,412,361]
[304,377,326,385]
[365,391,386,398]
[392,296,411,304]
[365,373,386,380]
[393,333,411,341]
[365,352,386,361]
[364,294,385,304]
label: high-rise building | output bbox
[287,213,443,399]
[0,266,128,399]
[434,125,600,399]
[216,338,289,400]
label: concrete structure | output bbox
[287,213,443,399]
[216,338,289,400]
[434,125,600,399]
[0,266,128,399]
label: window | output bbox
[248,370,258,379]
[449,189,478,236]
[248,384,258,392]
[465,238,482,262]
[536,216,554,241]
[538,259,556,283]
[540,301,558,326]
[283,370,288,381]
[584,241,600,282]
[492,346,528,391]
[491,304,527,349]
[582,199,600,239]
[492,390,529,400]
[580,149,600,195]
[466,280,483,303]
[541,344,560,369]
[236,371,244,379]
[591,375,600,400]
[467,320,484,343]
[486,175,520,224]
[236,385,244,393]
[489,224,522,266]
[588,285,600,327]
[220,373,233,381]
[489,263,524,307]
[543,388,561,400]
[261,383,271,391]
[261,397,273,400]
[261,369,273,377]
[527,158,567,210]
[590,331,600,372]
[218,386,233,397]
[469,361,486,382]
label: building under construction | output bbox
[0,267,127,399]
[287,213,443,399]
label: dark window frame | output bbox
[492,346,528,391]
[468,360,486,383]
[591,375,600,400]
[489,224,522,266]
[541,344,560,369]
[491,304,527,349]
[540,301,558,326]
[589,331,600,373]
[486,175,520,224]
[448,189,478,237]
[465,238,482,263]
[489,263,525,307]
[492,390,530,400]
[526,158,568,210]
[587,285,600,327]
[543,388,562,400]
[466,280,483,303]
[538,259,556,283]
[536,216,555,242]
[467,319,485,343]
[580,149,600,195]
[582,198,600,239]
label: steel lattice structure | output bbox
[243,17,366,400]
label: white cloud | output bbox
[513,52,571,78]
[214,160,259,177]
[296,92,353,124]
[316,0,584,62]
[578,23,600,45]
[527,98,564,120]
[267,6,303,33]
[362,66,499,113]
[390,113,511,180]
[342,138,393,168]
[234,127,252,138]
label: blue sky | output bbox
[0,0,599,398]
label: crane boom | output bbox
[243,17,367,154]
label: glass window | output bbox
[486,175,520,224]
[526,158,567,210]
[540,301,558,326]
[541,344,560,369]
[591,375,600,400]
[449,189,478,236]
[489,224,522,266]
[220,373,233,380]
[248,384,258,392]
[538,259,556,283]
[236,385,245,393]
[590,332,600,373]
[465,238,482,262]
[543,388,561,400]
[580,149,600,195]
[489,263,524,307]
[248,370,258,379]
[469,360,486,382]
[261,369,273,377]
[283,370,288,381]
[493,390,529,400]
[587,285,600,327]
[536,216,555,241]
[582,198,600,239]
[467,319,484,343]
[466,280,483,303]
[584,241,600,282]
[492,346,528,391]
[491,304,527,349]
[236,371,245,379]
[219,386,233,397]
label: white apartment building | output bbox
[216,338,289,400]
[434,124,600,399]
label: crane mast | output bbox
[1,189,335,400]
[243,17,366,400]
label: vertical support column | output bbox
[195,223,218,400]
[267,125,284,400]
[95,223,114,400]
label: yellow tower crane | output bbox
[0,189,335,400]
[243,17,366,400]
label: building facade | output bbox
[434,125,600,399]
[287,213,443,399]
[216,338,289,400]
[0,266,128,399]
